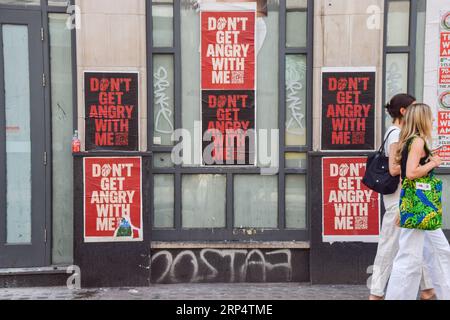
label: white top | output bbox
[383,126,402,209]
[384,126,401,157]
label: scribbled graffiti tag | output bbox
[286,57,306,135]
[154,66,174,135]
[150,249,293,284]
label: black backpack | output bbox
[362,129,401,195]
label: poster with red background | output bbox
[440,32,450,57]
[201,11,255,90]
[439,67,450,85]
[322,157,380,243]
[201,3,257,166]
[438,111,450,135]
[84,157,142,243]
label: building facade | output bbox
[0,0,449,287]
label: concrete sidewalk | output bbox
[0,283,370,300]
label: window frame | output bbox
[0,1,72,14]
[382,0,419,130]
[0,0,77,263]
[147,0,314,242]
[0,1,77,131]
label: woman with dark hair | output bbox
[369,94,435,300]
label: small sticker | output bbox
[153,136,162,145]
[416,182,432,191]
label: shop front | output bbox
[0,0,449,288]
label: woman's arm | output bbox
[406,138,440,180]
[388,143,401,176]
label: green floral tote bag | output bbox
[399,174,443,231]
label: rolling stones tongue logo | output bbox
[101,164,112,177]
[339,164,350,176]
[216,17,227,30]
[337,79,348,91]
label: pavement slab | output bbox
[0,283,370,300]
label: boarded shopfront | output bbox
[1,0,450,288]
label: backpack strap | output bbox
[379,128,400,155]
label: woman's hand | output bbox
[430,155,443,168]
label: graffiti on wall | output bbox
[150,249,293,284]
[153,66,174,135]
[286,57,307,136]
[386,61,404,101]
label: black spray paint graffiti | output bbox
[151,249,293,284]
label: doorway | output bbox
[0,9,49,268]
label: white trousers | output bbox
[370,204,433,296]
[385,228,450,300]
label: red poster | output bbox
[322,157,380,243]
[201,11,256,90]
[440,33,450,57]
[438,111,450,135]
[437,145,450,162]
[84,157,142,243]
[439,67,450,84]
[200,3,257,166]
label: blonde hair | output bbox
[395,103,433,164]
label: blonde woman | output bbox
[385,103,450,300]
